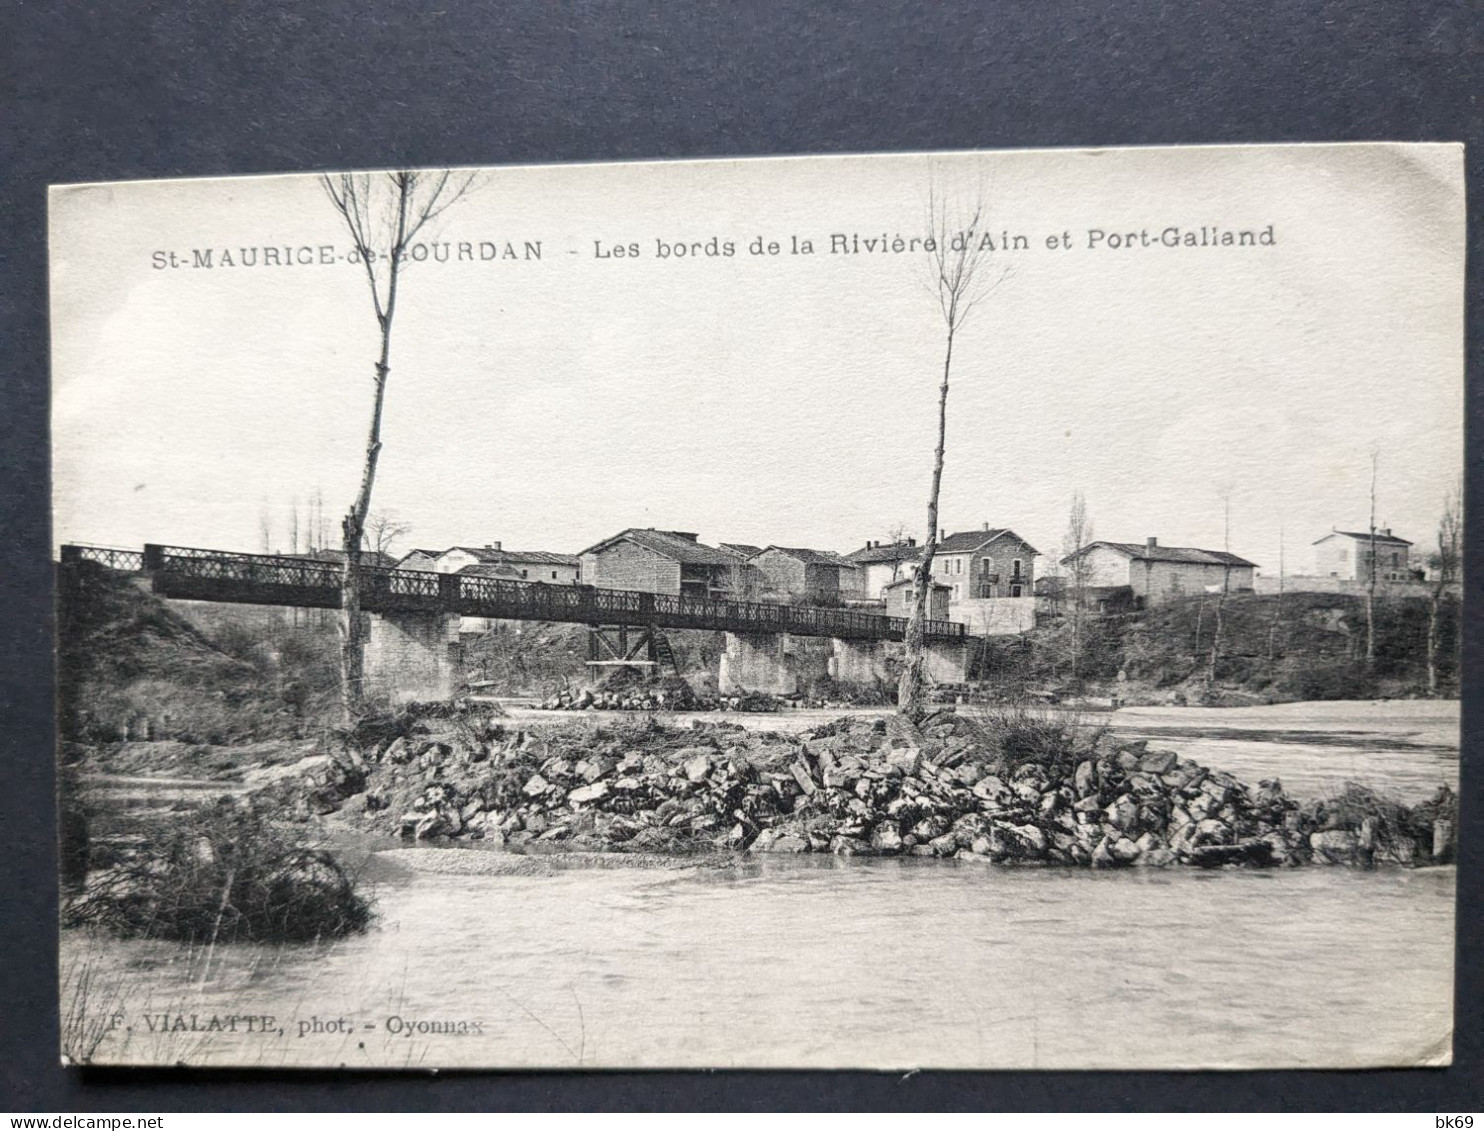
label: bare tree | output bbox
[258,504,273,554]
[885,521,913,585]
[1208,483,1234,682]
[1365,447,1380,665]
[321,169,480,720]
[1426,480,1462,695]
[364,509,413,558]
[898,183,1009,721]
[1266,517,1285,663]
[1061,491,1094,682]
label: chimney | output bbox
[940,528,945,542]
[1146,537,1158,548]
[488,541,502,552]
[1379,527,1391,538]
[983,522,990,532]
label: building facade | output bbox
[748,546,860,604]
[579,528,741,599]
[395,544,581,583]
[843,538,921,598]
[883,577,951,620]
[930,527,1038,601]
[1312,529,1414,582]
[1062,538,1256,607]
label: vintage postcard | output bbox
[51,143,1463,1070]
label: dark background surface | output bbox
[2,0,1479,1111]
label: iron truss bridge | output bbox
[59,544,967,643]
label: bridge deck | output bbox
[60,544,966,643]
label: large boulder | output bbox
[1138,749,1179,775]
[1103,794,1139,832]
[568,781,610,806]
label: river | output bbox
[62,700,1458,1070]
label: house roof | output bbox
[845,540,922,565]
[883,577,951,591]
[449,546,581,567]
[579,528,742,567]
[1319,530,1414,547]
[457,562,523,579]
[757,546,857,568]
[718,542,762,559]
[936,528,1040,556]
[294,549,399,568]
[1064,540,1258,569]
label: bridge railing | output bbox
[59,545,145,572]
[69,544,967,641]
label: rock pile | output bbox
[536,685,785,713]
[281,705,1455,869]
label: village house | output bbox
[401,543,582,583]
[882,577,951,620]
[394,548,445,572]
[1312,528,1415,582]
[843,538,920,598]
[748,546,861,604]
[579,528,742,599]
[296,548,399,569]
[929,525,1038,600]
[1062,537,1256,608]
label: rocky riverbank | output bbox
[259,703,1458,869]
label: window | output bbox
[955,558,963,574]
[1010,584,1023,597]
[952,584,960,598]
[1391,552,1400,567]
[551,570,558,579]
[1011,558,1023,579]
[520,569,528,579]
[982,559,993,575]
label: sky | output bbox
[50,143,1465,575]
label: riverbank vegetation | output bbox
[976,590,1461,705]
[63,796,372,943]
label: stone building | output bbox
[579,528,742,599]
[930,526,1038,601]
[1312,529,1415,582]
[395,543,581,583]
[843,538,921,598]
[748,546,860,604]
[882,577,951,620]
[1061,537,1256,607]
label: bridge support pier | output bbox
[719,632,796,696]
[923,639,972,685]
[828,638,889,685]
[364,610,465,703]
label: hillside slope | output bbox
[979,591,1458,704]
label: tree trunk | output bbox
[898,328,954,722]
[1426,590,1440,695]
[1365,583,1376,665]
[1208,595,1224,683]
[1070,601,1081,684]
[339,342,394,722]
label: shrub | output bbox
[63,798,372,944]
[960,704,1100,778]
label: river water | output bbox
[63,700,1458,1070]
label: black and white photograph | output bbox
[49,143,1463,1071]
